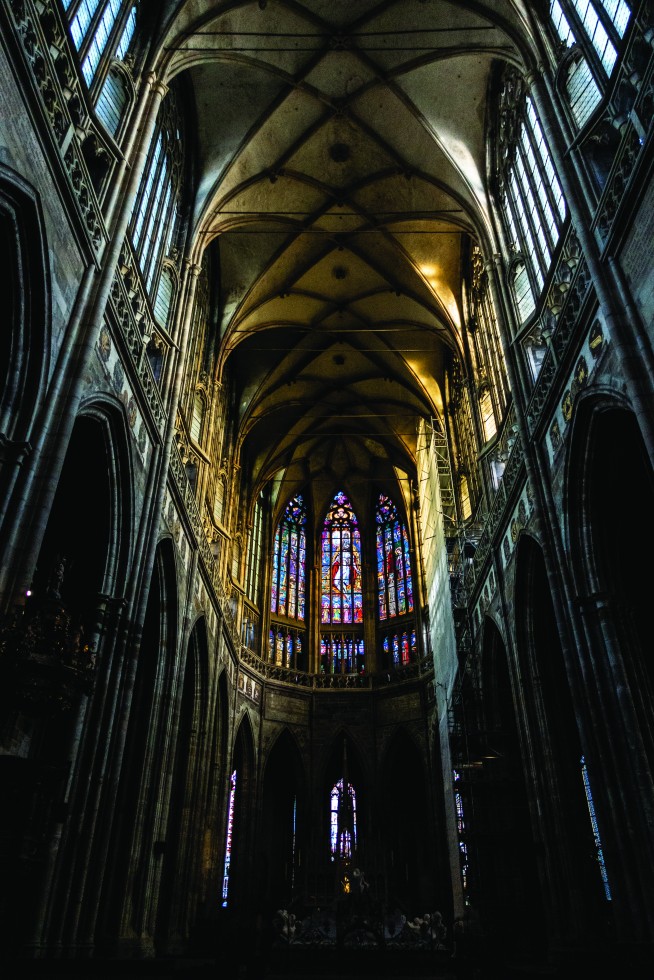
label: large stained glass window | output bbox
[376,494,414,620]
[330,778,357,861]
[271,494,306,621]
[321,491,363,625]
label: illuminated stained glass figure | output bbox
[321,491,363,624]
[330,777,357,861]
[376,494,414,620]
[271,494,306,620]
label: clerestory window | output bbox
[62,1,137,88]
[129,88,183,297]
[498,71,567,323]
[550,1,631,78]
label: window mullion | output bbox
[508,168,545,293]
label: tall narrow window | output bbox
[497,70,567,318]
[245,495,263,606]
[330,778,357,861]
[191,391,205,444]
[479,387,497,443]
[221,769,237,907]
[581,756,612,900]
[321,491,362,625]
[271,494,306,621]
[459,475,472,522]
[376,494,414,621]
[129,88,183,297]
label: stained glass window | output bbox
[320,633,365,674]
[382,628,417,668]
[269,626,304,670]
[221,769,237,907]
[321,491,363,625]
[581,756,612,900]
[376,494,414,621]
[271,494,306,621]
[330,778,357,861]
[129,88,183,298]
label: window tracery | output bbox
[129,87,183,298]
[497,69,567,324]
[321,491,362,626]
[62,1,137,87]
[375,494,414,621]
[271,494,306,622]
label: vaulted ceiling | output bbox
[159,1,535,517]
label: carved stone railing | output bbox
[526,249,593,434]
[238,645,433,690]
[3,0,116,255]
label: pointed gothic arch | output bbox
[379,728,434,912]
[514,533,610,947]
[260,729,306,910]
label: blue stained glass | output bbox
[376,494,413,620]
[271,494,306,620]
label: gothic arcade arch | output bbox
[156,615,211,954]
[566,396,654,939]
[514,533,609,946]
[97,536,179,947]
[222,713,256,910]
[260,728,306,910]
[33,402,134,616]
[477,616,546,953]
[379,728,434,912]
[0,164,50,443]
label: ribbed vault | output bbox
[157,0,534,511]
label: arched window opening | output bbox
[375,493,414,621]
[271,494,306,621]
[330,778,357,862]
[321,491,362,625]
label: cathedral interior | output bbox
[1,1,654,977]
